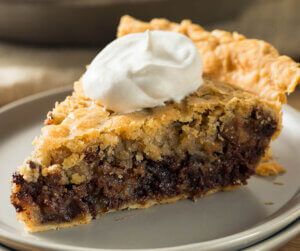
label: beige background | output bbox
[0,0,300,107]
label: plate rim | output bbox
[244,219,300,251]
[0,87,299,251]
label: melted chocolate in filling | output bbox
[11,108,277,224]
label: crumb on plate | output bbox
[255,162,285,177]
[265,201,274,205]
[273,180,284,185]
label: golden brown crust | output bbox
[118,15,300,104]
[23,185,239,232]
[16,78,279,182]
[22,214,92,233]
[255,162,286,176]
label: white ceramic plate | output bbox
[0,88,299,251]
[244,219,300,251]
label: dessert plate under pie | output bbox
[0,88,299,250]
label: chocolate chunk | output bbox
[27,160,37,169]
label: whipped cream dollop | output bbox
[82,30,203,113]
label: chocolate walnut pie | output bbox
[11,15,300,232]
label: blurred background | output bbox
[0,0,299,108]
[0,0,299,250]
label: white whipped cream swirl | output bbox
[82,30,203,113]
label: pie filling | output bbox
[11,108,277,225]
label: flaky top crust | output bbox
[28,77,278,170]
[118,15,300,104]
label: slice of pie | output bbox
[11,15,300,232]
